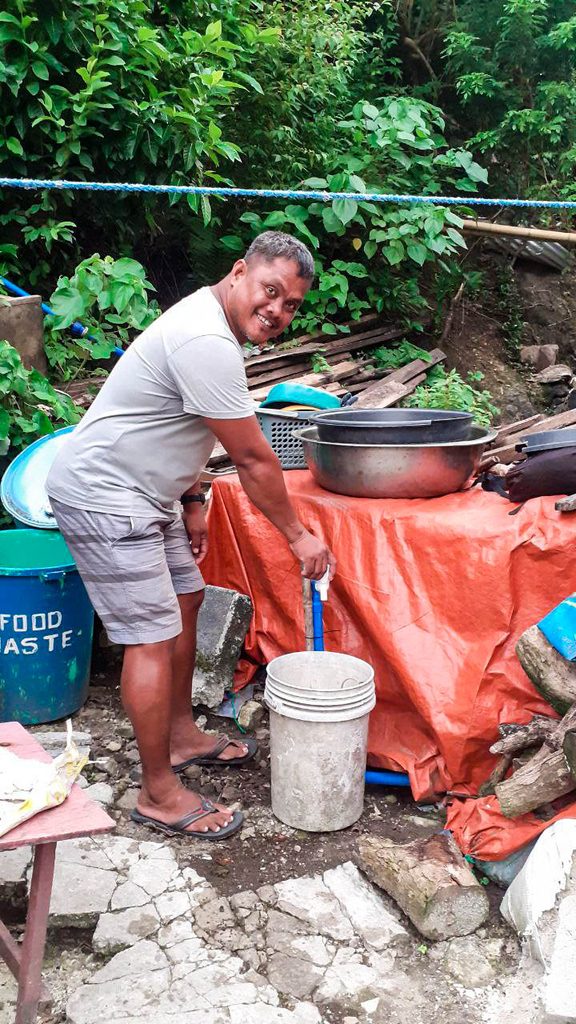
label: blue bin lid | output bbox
[0,426,75,529]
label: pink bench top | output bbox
[0,721,115,851]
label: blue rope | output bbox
[1,176,576,209]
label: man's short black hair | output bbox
[244,231,315,280]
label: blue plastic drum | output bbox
[0,529,94,724]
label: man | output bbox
[46,231,335,841]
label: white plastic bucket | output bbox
[264,651,376,832]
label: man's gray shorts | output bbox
[49,499,205,644]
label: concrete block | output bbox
[0,295,47,373]
[192,585,253,708]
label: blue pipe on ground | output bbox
[0,276,124,357]
[365,769,411,787]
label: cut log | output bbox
[563,729,576,782]
[495,703,576,817]
[478,754,513,796]
[356,833,489,941]
[516,624,576,715]
[489,715,559,756]
[495,748,574,818]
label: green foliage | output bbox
[442,0,576,199]
[403,367,499,427]
[223,96,486,338]
[310,353,331,374]
[44,254,160,379]
[369,340,433,371]
[0,339,81,456]
[496,264,526,361]
[0,0,279,282]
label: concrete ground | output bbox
[0,680,555,1024]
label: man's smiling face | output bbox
[227,256,311,347]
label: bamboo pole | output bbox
[461,220,576,244]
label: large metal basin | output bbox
[293,425,497,499]
[312,408,473,445]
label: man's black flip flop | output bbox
[172,734,258,773]
[130,798,244,841]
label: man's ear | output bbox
[230,259,248,283]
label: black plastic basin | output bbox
[312,408,474,445]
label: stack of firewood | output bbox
[481,625,576,818]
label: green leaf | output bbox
[322,207,344,234]
[31,61,49,80]
[303,177,328,189]
[6,137,24,156]
[233,71,263,95]
[110,258,147,280]
[205,20,222,42]
[49,285,86,327]
[407,243,428,265]
[321,323,338,335]
[332,199,358,226]
[220,235,244,252]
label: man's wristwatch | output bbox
[181,493,206,506]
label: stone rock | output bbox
[535,363,573,384]
[267,952,324,999]
[442,935,497,989]
[48,840,118,923]
[0,846,31,884]
[323,862,408,950]
[92,904,160,953]
[117,788,138,812]
[32,730,91,760]
[314,962,384,1005]
[238,700,265,731]
[194,895,235,934]
[155,889,192,923]
[84,783,115,807]
[273,875,354,941]
[88,939,169,983]
[192,585,253,708]
[520,345,543,368]
[0,294,47,373]
[104,740,122,753]
[127,848,179,896]
[110,881,149,910]
[541,893,576,1022]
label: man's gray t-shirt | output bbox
[46,287,255,518]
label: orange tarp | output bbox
[202,471,576,859]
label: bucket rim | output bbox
[265,694,376,723]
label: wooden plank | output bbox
[246,350,353,389]
[353,380,414,409]
[493,414,546,445]
[485,408,576,464]
[247,357,354,392]
[248,359,360,402]
[244,323,415,373]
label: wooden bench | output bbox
[0,722,115,1024]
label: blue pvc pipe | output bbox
[308,582,410,789]
[365,769,411,787]
[0,276,124,357]
[311,581,325,651]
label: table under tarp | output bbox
[202,471,576,860]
